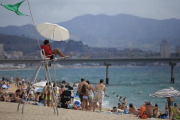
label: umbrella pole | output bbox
[17,63,42,112]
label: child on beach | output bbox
[81,84,89,111]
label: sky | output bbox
[0,0,180,27]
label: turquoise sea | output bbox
[1,66,180,112]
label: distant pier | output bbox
[0,58,180,84]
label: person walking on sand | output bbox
[41,39,68,59]
[93,79,106,112]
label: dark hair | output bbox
[61,85,64,88]
[86,80,90,84]
[129,103,133,108]
[46,82,48,86]
[16,89,20,93]
[100,79,104,83]
[44,40,49,45]
[81,78,85,81]
[155,103,158,107]
[53,83,56,87]
[174,103,178,107]
[81,84,87,94]
[37,92,40,95]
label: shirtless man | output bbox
[143,102,156,118]
[129,103,140,116]
[11,89,21,103]
[78,78,89,107]
[43,82,48,106]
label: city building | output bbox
[0,44,4,54]
[160,40,169,57]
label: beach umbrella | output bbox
[149,87,180,98]
[36,22,70,41]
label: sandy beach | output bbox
[0,102,168,120]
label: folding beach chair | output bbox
[170,106,180,120]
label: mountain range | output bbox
[0,14,180,51]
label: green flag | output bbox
[1,0,27,16]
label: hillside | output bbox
[0,14,180,51]
[0,34,103,55]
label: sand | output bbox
[0,102,168,120]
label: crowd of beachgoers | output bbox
[0,76,180,120]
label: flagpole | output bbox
[26,0,41,49]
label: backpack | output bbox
[140,106,147,119]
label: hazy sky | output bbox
[0,0,180,27]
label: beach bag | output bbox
[140,106,147,119]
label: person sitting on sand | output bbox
[121,103,127,110]
[143,102,156,118]
[109,106,124,113]
[28,94,35,101]
[20,79,27,93]
[35,92,41,102]
[152,104,162,118]
[11,89,21,103]
[0,87,8,102]
[129,103,140,116]
[174,103,180,115]
[118,103,121,109]
[81,84,89,111]
[41,39,68,59]
[15,76,21,88]
[93,79,106,112]
[59,85,65,97]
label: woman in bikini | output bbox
[81,84,89,111]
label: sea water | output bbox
[1,66,180,112]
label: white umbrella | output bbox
[36,22,70,41]
[149,87,180,98]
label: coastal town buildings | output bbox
[160,40,169,57]
[0,44,4,54]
